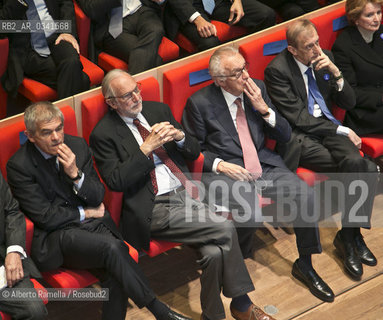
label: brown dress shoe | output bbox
[230,303,277,320]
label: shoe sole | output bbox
[291,267,334,303]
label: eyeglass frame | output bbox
[106,83,142,102]
[212,62,249,79]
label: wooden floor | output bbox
[47,182,383,320]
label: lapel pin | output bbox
[323,73,330,81]
[380,33,383,40]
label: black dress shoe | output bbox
[354,234,377,266]
[164,310,192,320]
[292,260,334,302]
[333,231,363,280]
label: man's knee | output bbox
[342,156,378,173]
[22,299,48,320]
[197,36,221,51]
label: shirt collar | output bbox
[293,57,313,76]
[119,112,145,125]
[34,144,55,160]
[220,87,244,107]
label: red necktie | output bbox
[234,98,262,179]
[133,119,196,198]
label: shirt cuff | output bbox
[189,12,201,23]
[336,78,344,91]
[73,173,85,190]
[263,108,276,127]
[336,125,350,136]
[78,206,85,222]
[213,158,223,174]
[7,245,26,259]
[175,134,186,148]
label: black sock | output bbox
[297,254,313,273]
[147,298,169,320]
[231,294,252,312]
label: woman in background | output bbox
[332,0,383,136]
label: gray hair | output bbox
[209,45,240,77]
[102,69,132,100]
[286,19,317,47]
[24,101,63,135]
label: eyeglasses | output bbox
[303,40,320,52]
[214,62,249,79]
[108,83,142,102]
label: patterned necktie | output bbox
[25,0,51,57]
[133,119,195,198]
[234,98,262,179]
[305,67,341,125]
[202,0,215,15]
[109,5,123,39]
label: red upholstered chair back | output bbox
[81,76,160,143]
[0,105,77,180]
[73,0,90,57]
[163,57,212,122]
[239,29,286,80]
[0,38,9,119]
[311,6,346,50]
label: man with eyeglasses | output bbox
[90,69,275,320]
[182,45,334,303]
[265,19,378,282]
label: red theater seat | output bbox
[239,28,286,80]
[18,55,104,103]
[98,37,180,72]
[0,38,9,119]
[175,20,247,54]
[311,6,346,50]
[163,57,212,122]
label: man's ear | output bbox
[287,45,297,56]
[106,98,117,110]
[24,130,35,143]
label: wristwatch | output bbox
[261,108,270,117]
[17,0,28,7]
[70,169,83,181]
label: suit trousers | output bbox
[0,277,47,320]
[203,165,322,258]
[59,221,156,320]
[298,133,378,228]
[23,40,90,100]
[101,6,164,75]
[149,190,254,320]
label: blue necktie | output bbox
[25,0,51,57]
[305,67,340,125]
[109,6,123,39]
[202,0,215,15]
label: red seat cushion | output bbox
[163,57,211,122]
[18,56,103,102]
[296,167,329,187]
[98,37,179,72]
[144,240,180,257]
[361,135,383,158]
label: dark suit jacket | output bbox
[264,49,356,170]
[77,0,162,50]
[6,135,119,271]
[90,101,200,250]
[332,25,383,135]
[182,80,291,173]
[0,0,78,96]
[0,173,40,278]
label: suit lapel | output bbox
[287,52,308,105]
[211,87,242,148]
[28,142,70,201]
[112,111,142,156]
